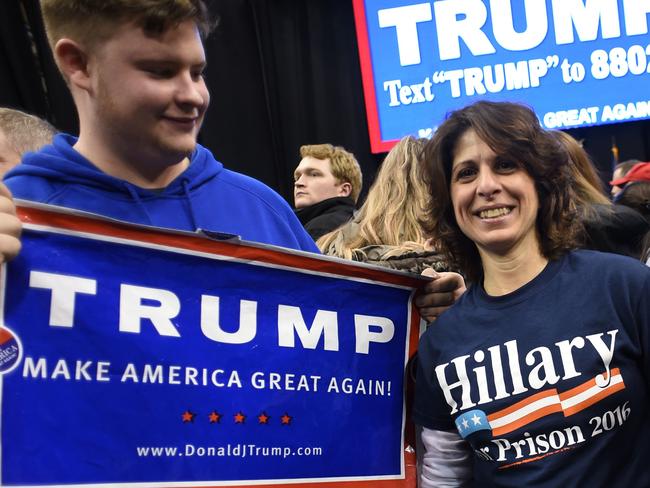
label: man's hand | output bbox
[415,269,466,323]
[0,183,22,264]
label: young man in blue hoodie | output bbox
[2,0,317,252]
[0,0,465,321]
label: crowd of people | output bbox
[1,0,649,487]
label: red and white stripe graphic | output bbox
[488,389,562,437]
[486,369,625,436]
[559,368,625,416]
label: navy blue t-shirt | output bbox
[414,250,650,487]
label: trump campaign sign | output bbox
[0,203,424,487]
[354,0,650,152]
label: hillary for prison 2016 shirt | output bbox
[414,250,650,487]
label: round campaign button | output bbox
[0,326,22,374]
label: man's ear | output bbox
[339,182,352,197]
[54,39,93,92]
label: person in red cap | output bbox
[610,162,650,198]
[610,160,639,197]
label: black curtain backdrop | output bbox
[1,0,649,203]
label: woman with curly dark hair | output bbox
[413,101,650,487]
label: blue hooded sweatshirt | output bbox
[4,134,318,253]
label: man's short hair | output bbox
[614,159,640,178]
[299,144,363,203]
[41,0,214,53]
[0,108,57,157]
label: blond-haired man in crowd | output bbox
[294,143,362,240]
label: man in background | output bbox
[610,161,650,196]
[294,143,361,240]
[0,108,57,178]
[611,159,640,197]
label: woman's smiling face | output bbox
[450,129,540,258]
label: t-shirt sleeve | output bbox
[637,273,650,391]
[413,334,457,431]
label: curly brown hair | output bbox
[421,101,581,282]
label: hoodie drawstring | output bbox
[123,183,154,225]
[182,178,200,231]
[122,179,200,232]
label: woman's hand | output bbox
[415,269,466,323]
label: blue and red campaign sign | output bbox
[354,0,650,152]
[0,203,424,487]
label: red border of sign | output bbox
[12,203,421,488]
[352,0,399,154]
[17,205,425,290]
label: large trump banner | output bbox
[0,203,424,487]
[354,0,650,152]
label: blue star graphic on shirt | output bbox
[455,410,492,439]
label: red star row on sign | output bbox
[181,410,293,425]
